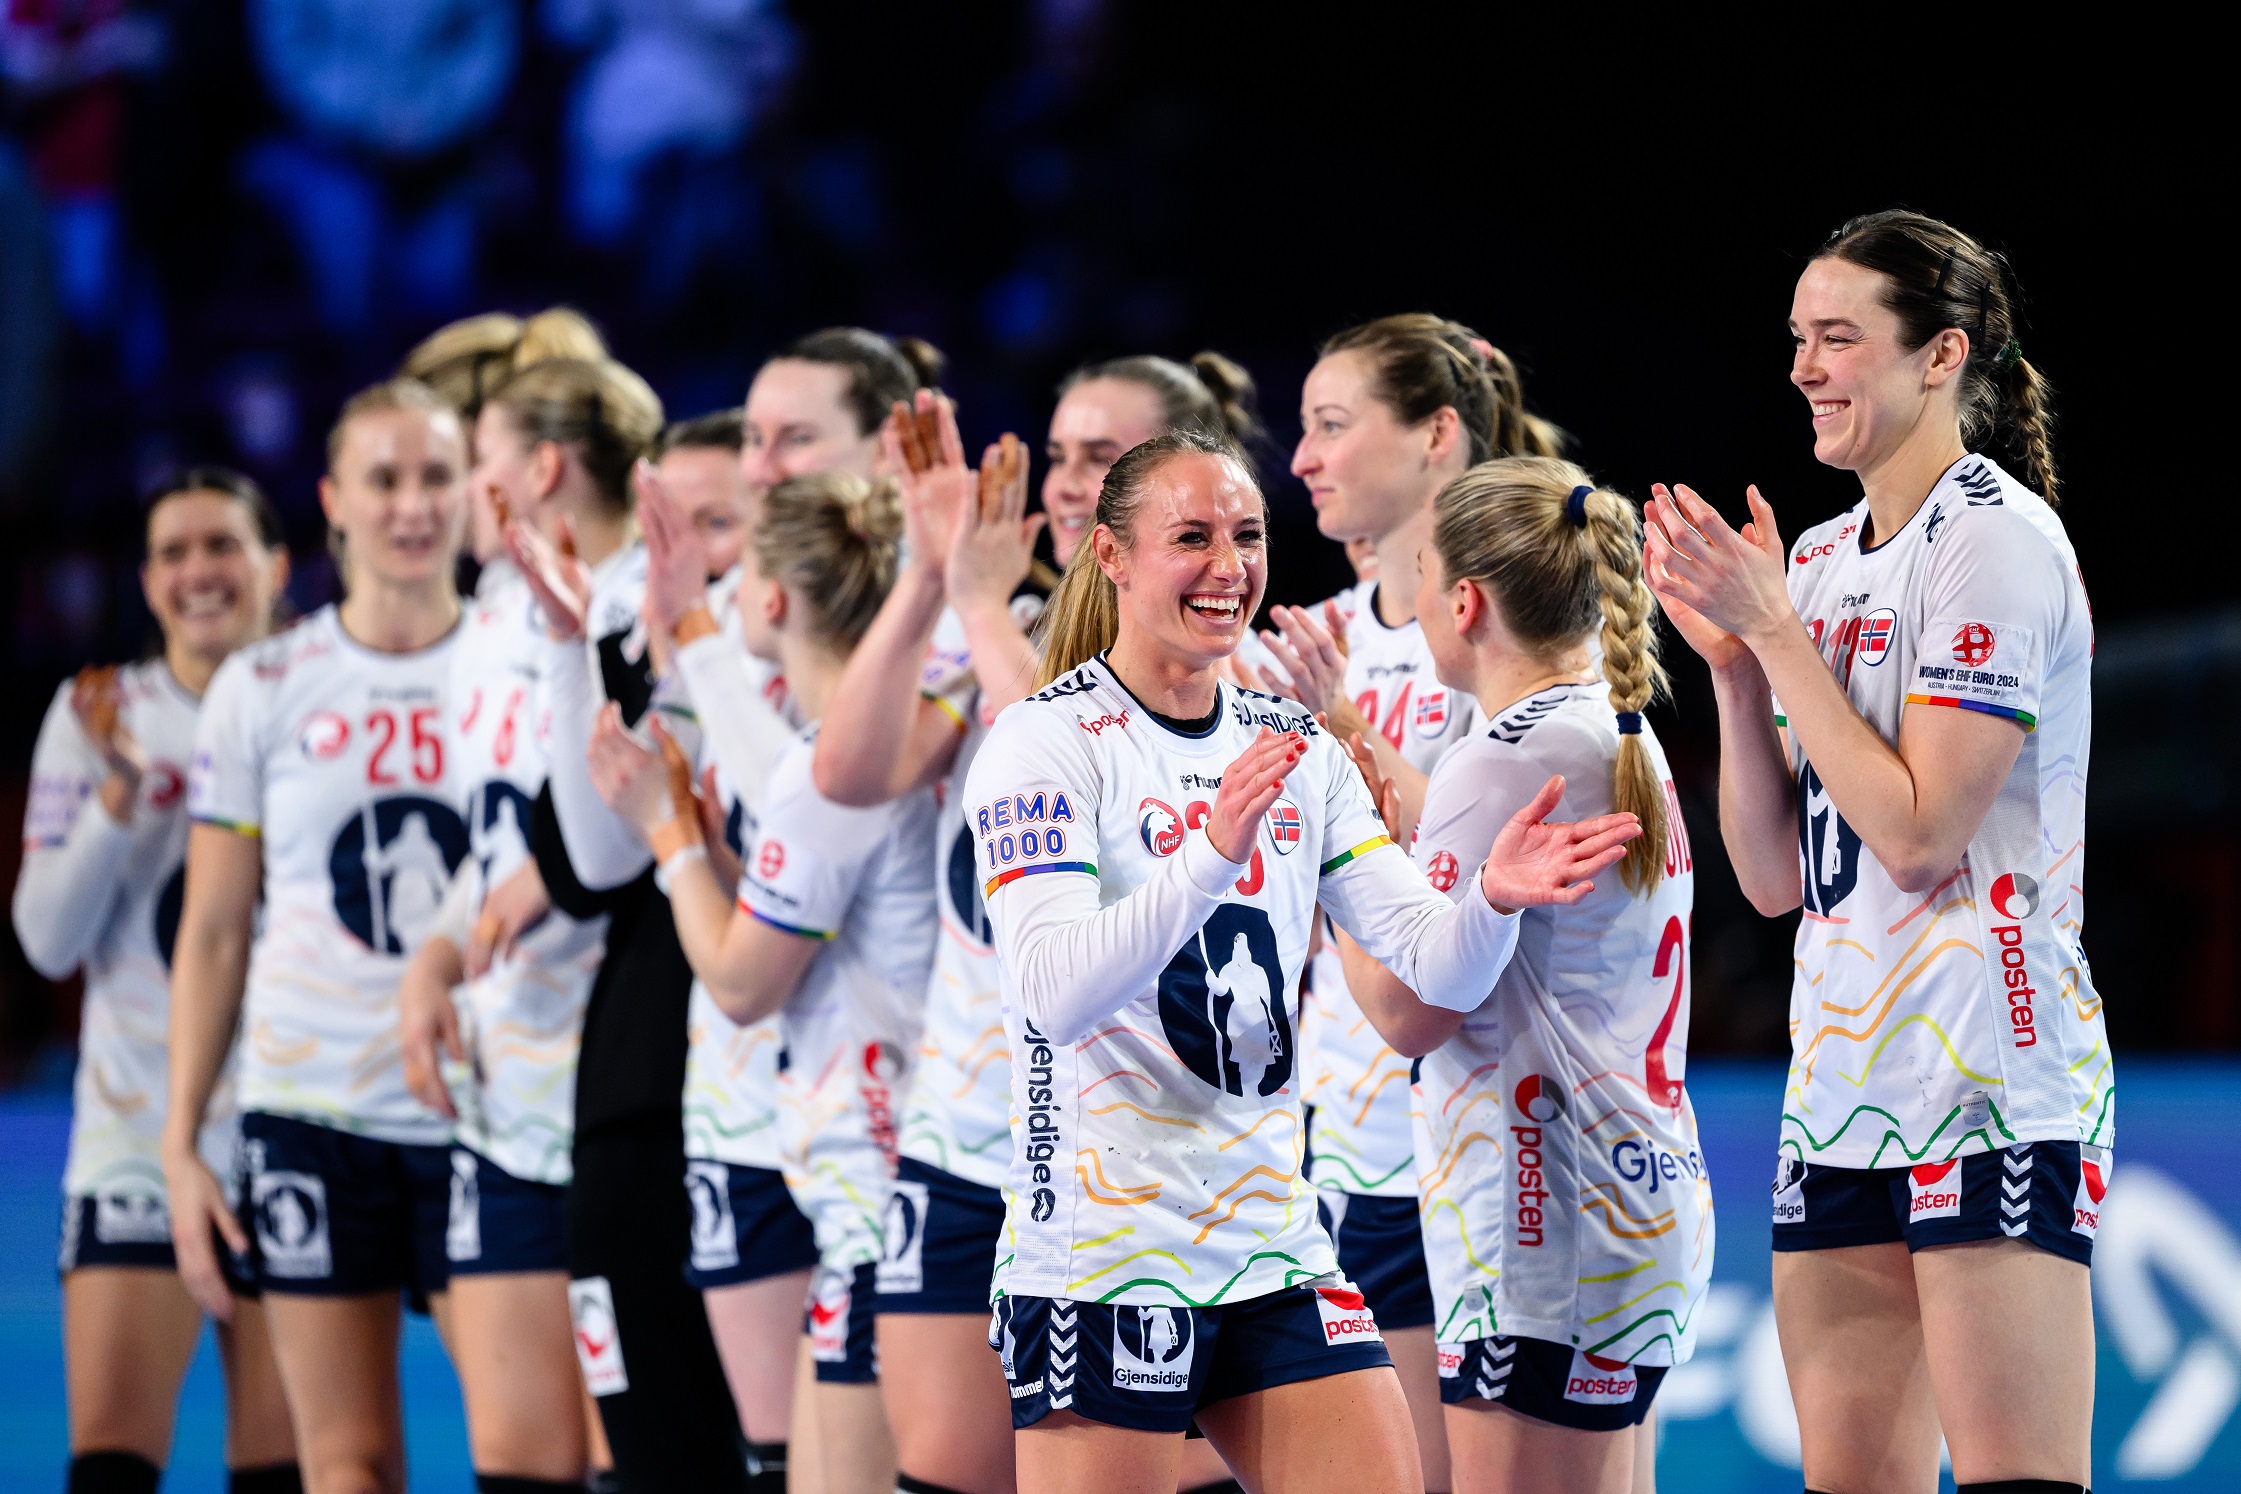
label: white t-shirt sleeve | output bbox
[11,685,132,978]
[1314,733,1521,1013]
[736,777,888,939]
[188,653,266,835]
[674,634,794,811]
[968,710,1245,1046]
[541,633,654,889]
[1907,509,2061,730]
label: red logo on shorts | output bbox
[2074,1156,2109,1237]
[756,839,785,879]
[1951,623,1997,667]
[1427,850,1460,893]
[1907,1160,1962,1220]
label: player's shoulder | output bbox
[1924,455,2073,567]
[213,608,338,700]
[587,543,648,638]
[1224,682,1318,738]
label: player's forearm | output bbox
[164,921,250,1157]
[1334,928,1465,1058]
[1322,848,1518,1013]
[674,634,794,810]
[1708,655,1805,915]
[952,595,1040,717]
[543,636,655,888]
[10,809,131,978]
[815,565,947,806]
[995,833,1246,1046]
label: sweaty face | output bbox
[1291,349,1437,546]
[143,492,285,664]
[1790,256,1952,476]
[657,445,755,578]
[741,359,880,498]
[1102,452,1267,674]
[1043,378,1165,566]
[323,408,469,591]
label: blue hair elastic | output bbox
[1616,712,1643,735]
[1565,485,1592,528]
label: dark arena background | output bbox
[1,6,2232,1489]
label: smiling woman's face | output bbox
[1099,450,1267,675]
[1044,377,1166,566]
[1789,255,1954,476]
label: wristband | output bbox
[647,816,703,864]
[671,606,719,646]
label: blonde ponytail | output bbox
[1431,456,1669,893]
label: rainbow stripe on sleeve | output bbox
[1320,835,1393,874]
[1904,693,2037,731]
[744,907,838,941]
[189,813,261,837]
[922,690,969,728]
[984,861,1097,897]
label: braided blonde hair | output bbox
[1432,455,1670,893]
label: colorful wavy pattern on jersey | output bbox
[1055,1010,1333,1307]
[778,1006,909,1272]
[1302,948,1416,1195]
[684,990,784,1171]
[455,944,597,1184]
[900,924,1014,1187]
[1782,820,2112,1170]
[1414,1058,1712,1364]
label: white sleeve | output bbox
[674,634,793,812]
[187,654,265,835]
[1312,734,1520,1013]
[967,713,1247,1046]
[10,687,132,978]
[736,775,888,936]
[1909,506,2063,730]
[541,633,653,889]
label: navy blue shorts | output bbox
[444,1148,569,1275]
[55,1192,260,1296]
[875,1157,1004,1314]
[682,1158,821,1290]
[1438,1335,1666,1430]
[1769,1140,2102,1265]
[996,1283,1394,1433]
[807,1261,880,1383]
[1318,1190,1435,1332]
[241,1111,451,1299]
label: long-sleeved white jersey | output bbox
[189,606,466,1145]
[443,576,605,1183]
[1774,454,2107,1169]
[966,654,1520,1308]
[1409,686,1710,1363]
[17,662,238,1202]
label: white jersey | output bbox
[190,606,467,1145]
[1775,454,2106,1169]
[680,664,793,1173]
[740,731,939,1271]
[1410,686,1710,1363]
[900,602,1044,1191]
[968,655,1518,1309]
[1302,579,1477,1198]
[19,663,237,1203]
[445,577,604,1184]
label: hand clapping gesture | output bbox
[1642,482,1793,671]
[503,493,593,643]
[1478,776,1641,912]
[70,664,146,824]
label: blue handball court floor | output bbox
[4,1060,2240,1491]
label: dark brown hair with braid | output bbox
[1432,455,1669,893]
[1818,210,2061,504]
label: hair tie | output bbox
[1997,339,2024,370]
[1465,336,1495,364]
[1616,711,1643,735]
[1565,485,1592,528]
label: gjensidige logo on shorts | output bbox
[1511,1075,1564,1248]
[1989,871,2042,1049]
[1908,1159,1963,1221]
[1112,1304,1194,1391]
[1771,1155,1806,1225]
[1564,1350,1639,1405]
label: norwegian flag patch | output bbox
[1266,799,1302,854]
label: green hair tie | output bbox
[1996,339,2024,370]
